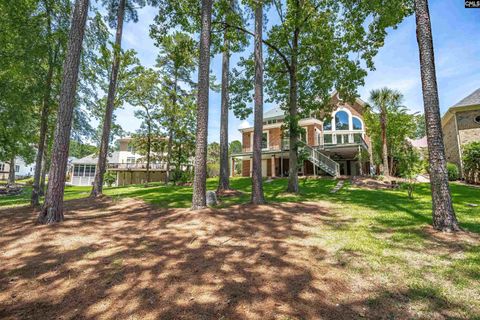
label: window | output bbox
[475,115,480,124]
[335,111,349,130]
[126,157,136,164]
[127,144,135,153]
[262,132,268,149]
[352,117,363,130]
[15,165,20,172]
[354,133,362,143]
[85,165,95,177]
[324,134,333,144]
[323,121,332,131]
[0,164,4,171]
[73,165,83,176]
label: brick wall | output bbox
[242,160,250,177]
[442,116,461,167]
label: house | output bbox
[70,136,171,186]
[231,92,371,178]
[442,88,480,177]
[0,157,35,180]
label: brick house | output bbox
[442,88,480,177]
[231,92,371,178]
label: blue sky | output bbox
[115,0,480,143]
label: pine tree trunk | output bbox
[165,73,178,184]
[91,0,125,197]
[381,112,389,177]
[191,0,213,210]
[218,27,231,192]
[7,157,15,185]
[251,2,266,204]
[39,148,48,196]
[414,0,460,232]
[165,126,174,184]
[146,118,151,184]
[38,0,89,224]
[32,0,55,207]
[286,29,299,193]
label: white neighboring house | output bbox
[0,157,35,180]
[69,137,174,187]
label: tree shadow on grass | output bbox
[2,197,472,319]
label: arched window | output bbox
[335,111,349,130]
[352,117,363,130]
[324,120,332,131]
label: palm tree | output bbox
[414,0,459,231]
[191,0,213,209]
[368,88,402,177]
[251,0,266,204]
[38,0,90,224]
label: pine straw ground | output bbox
[0,197,479,320]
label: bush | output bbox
[463,141,480,184]
[22,178,34,186]
[104,171,116,187]
[446,163,459,181]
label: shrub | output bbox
[104,171,116,187]
[446,163,459,181]
[463,142,480,184]
[22,178,34,186]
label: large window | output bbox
[352,117,363,130]
[73,164,96,177]
[15,165,20,172]
[261,132,268,149]
[335,111,349,130]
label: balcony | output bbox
[107,163,168,170]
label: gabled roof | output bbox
[72,152,119,165]
[453,88,480,108]
[264,107,284,119]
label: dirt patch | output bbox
[0,197,473,319]
[351,176,403,190]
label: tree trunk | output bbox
[91,0,125,197]
[39,147,48,196]
[165,72,178,184]
[286,28,299,193]
[191,0,213,210]
[8,157,15,185]
[146,117,151,184]
[414,0,459,232]
[218,26,231,193]
[32,0,56,207]
[38,0,89,224]
[380,112,389,177]
[165,126,174,184]
[251,2,266,204]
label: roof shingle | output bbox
[453,88,480,108]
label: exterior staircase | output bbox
[300,143,340,177]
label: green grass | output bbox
[1,177,479,317]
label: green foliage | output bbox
[462,142,480,184]
[104,171,117,187]
[364,88,417,175]
[397,143,423,198]
[412,113,427,139]
[447,163,460,181]
[69,140,97,159]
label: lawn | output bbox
[0,178,479,319]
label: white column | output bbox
[271,155,276,177]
